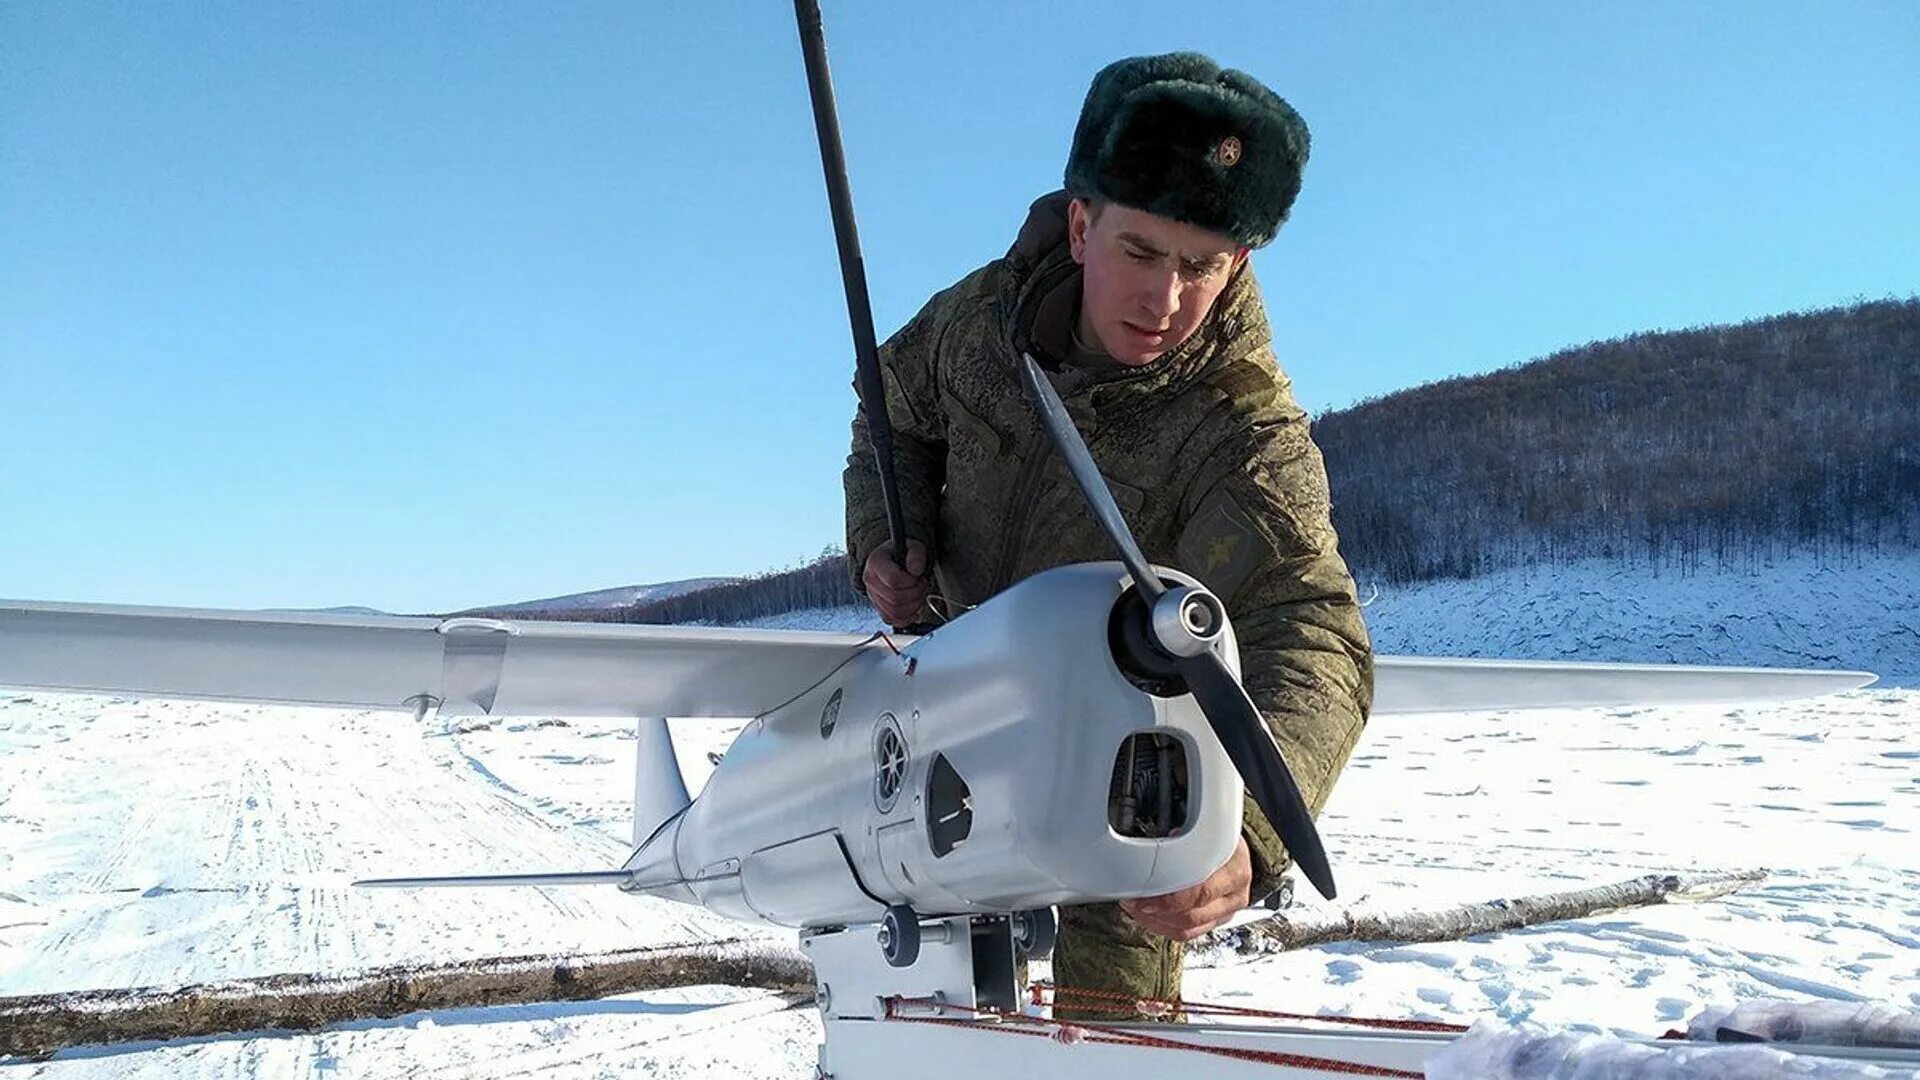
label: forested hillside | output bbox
[1317,298,1918,583]
[460,553,859,626]
[481,298,1917,624]
[623,554,853,626]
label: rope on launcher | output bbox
[875,985,1455,1077]
[1039,983,1471,1034]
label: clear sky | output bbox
[2,2,1915,613]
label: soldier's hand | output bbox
[1119,836,1252,941]
[863,539,931,627]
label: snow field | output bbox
[2,549,1916,1076]
[2,687,1913,1076]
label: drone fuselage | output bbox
[621,563,1245,928]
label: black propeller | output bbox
[1017,352,1337,900]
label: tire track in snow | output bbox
[2,696,756,998]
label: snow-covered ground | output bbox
[2,685,1914,1077]
[1362,551,1920,685]
[2,553,1915,1076]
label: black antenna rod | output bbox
[793,0,910,564]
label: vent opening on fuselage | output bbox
[1108,732,1189,838]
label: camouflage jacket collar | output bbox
[999,190,1269,400]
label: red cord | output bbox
[883,992,1433,1077]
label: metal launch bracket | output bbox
[796,909,1455,1080]
[802,913,1019,1026]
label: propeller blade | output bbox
[1178,648,1337,900]
[1018,352,1164,602]
[1016,350,1335,898]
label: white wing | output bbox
[0,599,888,718]
[1373,655,1874,715]
[0,598,1874,719]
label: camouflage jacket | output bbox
[843,192,1373,900]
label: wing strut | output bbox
[355,870,636,889]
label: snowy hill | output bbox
[456,578,733,618]
[732,552,1919,684]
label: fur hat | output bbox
[1064,52,1309,248]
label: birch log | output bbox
[1213,869,1767,954]
[0,939,812,1061]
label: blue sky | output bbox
[2,2,1915,613]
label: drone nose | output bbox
[1150,585,1226,658]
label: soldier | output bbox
[843,52,1373,1015]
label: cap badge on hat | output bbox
[1215,135,1243,168]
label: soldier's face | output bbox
[1068,198,1248,366]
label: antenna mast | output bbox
[793,0,911,564]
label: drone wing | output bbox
[0,598,1873,721]
[0,598,888,719]
[1374,655,1875,715]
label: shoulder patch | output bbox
[1176,487,1266,603]
[1206,360,1278,414]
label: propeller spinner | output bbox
[1018,352,1338,900]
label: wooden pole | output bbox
[0,939,811,1061]
[1210,869,1768,954]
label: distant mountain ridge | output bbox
[453,578,732,619]
[1315,297,1919,583]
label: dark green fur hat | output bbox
[1064,52,1310,248]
